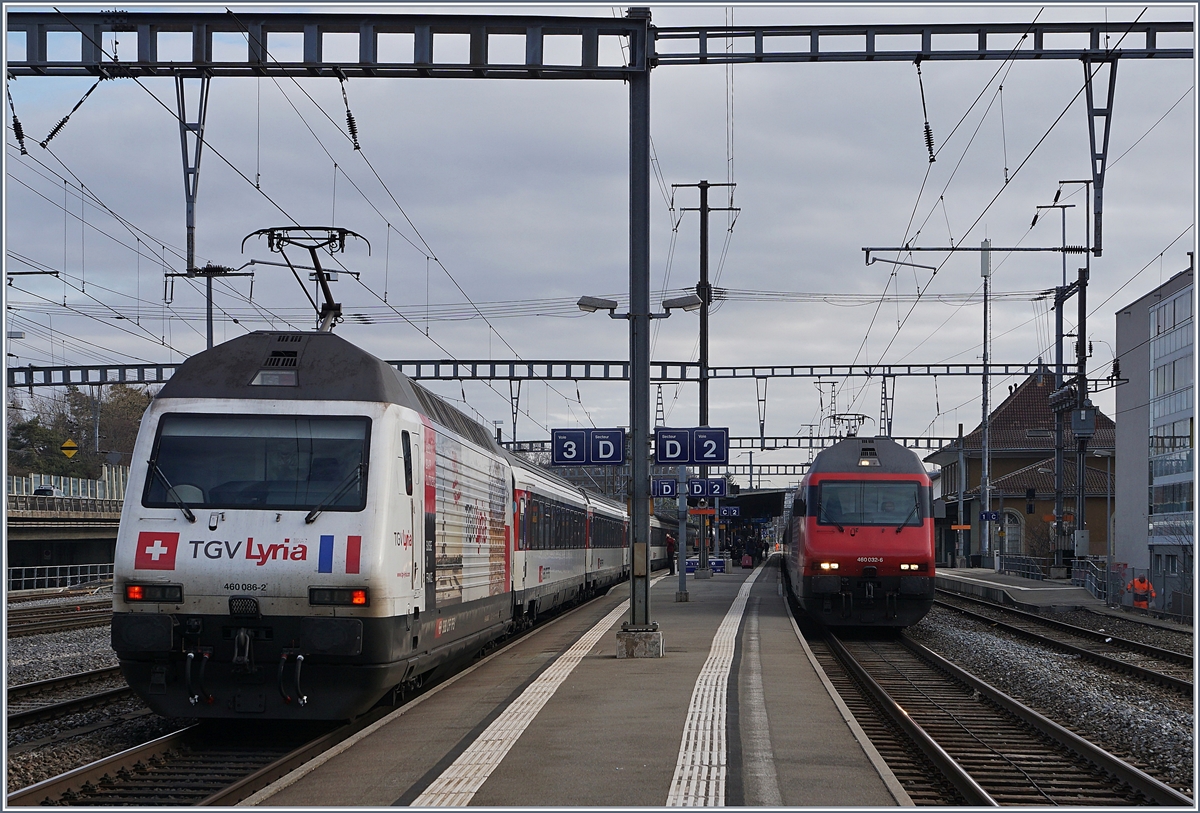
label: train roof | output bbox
[155,331,500,451]
[809,436,927,476]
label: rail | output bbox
[7,563,114,592]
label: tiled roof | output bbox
[963,457,1114,498]
[926,374,1115,463]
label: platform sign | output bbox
[654,427,729,465]
[979,511,1000,522]
[692,428,729,465]
[651,478,678,498]
[588,430,625,465]
[551,428,626,466]
[687,478,727,497]
[551,430,588,465]
[719,506,741,517]
[654,428,691,464]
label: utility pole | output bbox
[956,422,966,566]
[673,179,737,577]
[980,239,992,560]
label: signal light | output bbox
[309,587,370,606]
[124,583,183,602]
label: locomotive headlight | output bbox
[309,587,370,606]
[818,562,838,570]
[899,563,926,571]
[124,583,183,602]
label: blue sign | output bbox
[589,430,625,465]
[979,510,1000,522]
[685,558,726,574]
[652,478,678,498]
[551,430,587,465]
[693,428,729,465]
[687,478,728,497]
[654,428,691,464]
[719,506,740,517]
[551,428,626,466]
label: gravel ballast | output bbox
[908,606,1194,794]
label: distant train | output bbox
[111,330,664,720]
[784,436,935,627]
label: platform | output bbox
[245,560,911,807]
[937,567,1107,611]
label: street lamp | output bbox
[577,290,702,634]
[577,293,703,318]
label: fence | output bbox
[6,465,129,500]
[7,495,123,514]
[8,563,114,591]
[1071,558,1118,603]
[1071,560,1193,624]
[996,554,1049,580]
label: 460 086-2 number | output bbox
[223,583,268,592]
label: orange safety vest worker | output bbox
[1126,575,1156,610]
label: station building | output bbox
[926,375,1115,569]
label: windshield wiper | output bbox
[148,460,196,523]
[818,503,844,533]
[305,463,366,525]
[895,501,921,533]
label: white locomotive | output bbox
[111,331,652,720]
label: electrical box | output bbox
[1073,530,1090,557]
[1071,407,1096,438]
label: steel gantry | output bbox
[6,8,1192,642]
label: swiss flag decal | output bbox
[134,531,180,570]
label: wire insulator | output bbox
[40,117,69,149]
[923,122,936,163]
[12,115,27,153]
[7,90,28,154]
[345,110,360,151]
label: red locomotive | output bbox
[785,436,935,626]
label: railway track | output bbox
[7,598,113,637]
[934,593,1193,694]
[8,667,134,729]
[6,584,619,805]
[822,629,1192,806]
[6,722,353,806]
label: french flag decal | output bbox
[318,535,362,574]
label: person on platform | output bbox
[666,534,676,575]
[1126,574,1157,611]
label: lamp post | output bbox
[577,292,701,640]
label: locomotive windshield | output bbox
[814,480,927,528]
[143,414,370,512]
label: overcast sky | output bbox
[4,2,1196,486]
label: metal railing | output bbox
[8,563,114,592]
[1071,557,1114,602]
[7,495,123,514]
[996,554,1049,581]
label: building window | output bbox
[1166,554,1179,574]
[1155,553,1163,572]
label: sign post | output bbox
[676,464,688,601]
